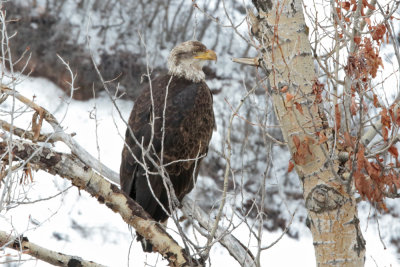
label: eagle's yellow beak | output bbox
[194,49,217,61]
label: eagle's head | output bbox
[167,41,217,83]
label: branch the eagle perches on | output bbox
[0,86,255,267]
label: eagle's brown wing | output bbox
[120,74,214,222]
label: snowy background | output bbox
[0,74,398,267]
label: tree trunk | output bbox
[250,0,366,266]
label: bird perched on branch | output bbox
[120,40,216,252]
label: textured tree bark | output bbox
[0,141,198,267]
[0,230,105,267]
[250,0,365,266]
[0,138,257,267]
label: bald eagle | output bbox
[120,41,216,252]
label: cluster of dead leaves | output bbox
[336,102,400,208]
[354,145,400,210]
[335,0,375,23]
[370,24,387,44]
[289,2,396,208]
[380,105,400,141]
[312,79,324,104]
[336,103,400,208]
[345,38,383,82]
[360,38,384,78]
[292,135,315,166]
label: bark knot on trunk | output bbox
[305,184,345,213]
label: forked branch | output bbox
[0,140,198,267]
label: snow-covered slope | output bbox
[0,75,397,267]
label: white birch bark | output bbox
[250,1,365,265]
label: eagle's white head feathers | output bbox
[167,41,217,83]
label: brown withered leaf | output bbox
[345,55,364,79]
[375,155,383,163]
[350,96,358,116]
[32,110,44,143]
[304,136,315,145]
[356,145,365,170]
[391,172,400,188]
[339,1,351,10]
[365,161,381,182]
[361,38,383,78]
[286,92,294,102]
[293,136,314,165]
[354,36,361,44]
[382,126,388,141]
[294,102,304,115]
[312,80,324,103]
[381,108,391,129]
[354,172,369,200]
[288,161,295,173]
[371,24,386,43]
[388,146,399,158]
[317,131,328,145]
[335,7,342,20]
[388,105,400,127]
[363,0,375,10]
[343,132,354,148]
[292,135,300,150]
[335,104,341,131]
[354,171,384,204]
[395,107,400,126]
[373,93,380,108]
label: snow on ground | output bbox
[0,75,399,266]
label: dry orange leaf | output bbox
[381,108,391,129]
[373,94,380,108]
[343,132,354,148]
[294,102,304,115]
[317,132,328,145]
[382,126,388,141]
[286,92,294,102]
[339,1,351,11]
[312,80,324,103]
[356,145,365,170]
[293,136,314,165]
[288,161,295,173]
[335,104,341,131]
[388,146,399,158]
[371,24,386,42]
[350,96,357,116]
[363,0,375,10]
[292,135,300,149]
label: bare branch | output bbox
[182,197,256,267]
[0,85,119,184]
[0,140,199,267]
[232,57,260,66]
[0,230,105,267]
[0,119,59,143]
